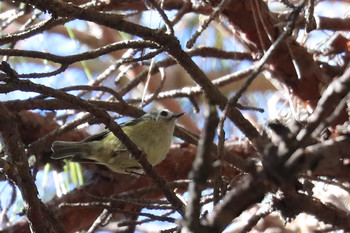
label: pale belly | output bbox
[89,122,174,174]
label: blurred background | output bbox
[1,0,350,232]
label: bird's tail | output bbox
[51,141,91,159]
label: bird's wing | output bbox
[82,117,143,142]
[70,156,98,163]
[82,130,110,142]
[119,118,143,127]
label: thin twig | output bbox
[82,48,138,98]
[87,209,113,233]
[119,210,176,227]
[17,63,69,79]
[297,65,350,142]
[229,8,301,105]
[238,205,273,233]
[141,58,155,107]
[141,66,166,107]
[60,201,177,223]
[0,103,66,233]
[0,182,16,226]
[214,104,228,204]
[148,0,174,34]
[184,103,219,231]
[250,0,267,52]
[1,71,186,216]
[186,0,229,48]
[0,41,159,65]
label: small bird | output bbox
[51,109,184,174]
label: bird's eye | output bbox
[160,110,168,117]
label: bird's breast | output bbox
[124,121,175,165]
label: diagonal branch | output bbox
[0,72,186,216]
[18,0,263,146]
[183,104,219,231]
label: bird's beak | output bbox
[173,112,185,118]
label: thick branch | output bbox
[183,105,219,232]
[0,103,66,233]
[0,76,186,216]
[18,0,262,146]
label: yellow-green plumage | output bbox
[51,109,183,174]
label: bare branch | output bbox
[183,104,218,231]
[0,102,66,233]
